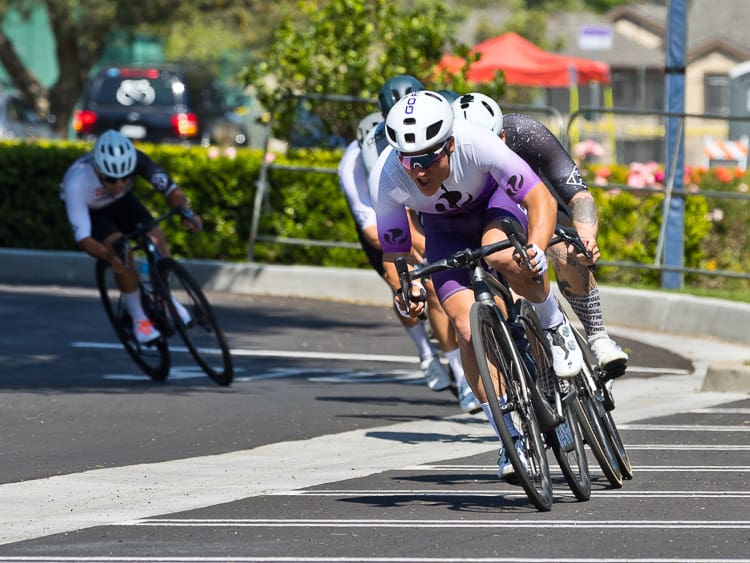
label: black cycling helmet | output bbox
[377,74,425,117]
[436,89,460,103]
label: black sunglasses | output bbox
[101,174,133,184]
[398,138,451,171]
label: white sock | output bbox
[123,290,147,322]
[481,396,518,440]
[531,289,564,330]
[445,348,466,388]
[405,322,434,362]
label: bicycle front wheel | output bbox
[155,258,233,386]
[95,259,170,381]
[470,301,553,512]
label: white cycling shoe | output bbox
[590,337,628,379]
[457,382,481,413]
[544,317,583,378]
[134,319,161,345]
[420,356,452,391]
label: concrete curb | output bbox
[3,247,749,393]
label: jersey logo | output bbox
[151,173,169,193]
[566,168,586,188]
[435,184,473,212]
[506,174,525,196]
[384,228,408,246]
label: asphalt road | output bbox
[0,285,747,562]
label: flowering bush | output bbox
[581,161,750,291]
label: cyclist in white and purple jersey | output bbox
[452,92,628,379]
[369,90,583,480]
[60,130,201,345]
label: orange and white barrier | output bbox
[703,136,749,170]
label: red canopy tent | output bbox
[437,32,613,152]
[438,32,610,87]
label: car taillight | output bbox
[172,113,198,137]
[73,110,97,133]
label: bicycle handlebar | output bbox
[395,220,590,310]
[113,206,199,255]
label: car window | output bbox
[91,73,178,108]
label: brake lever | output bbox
[557,225,592,260]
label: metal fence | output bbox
[247,94,750,288]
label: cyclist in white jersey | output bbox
[338,77,479,412]
[451,92,628,379]
[60,130,202,344]
[369,90,583,480]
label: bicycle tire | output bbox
[470,301,553,511]
[514,301,591,501]
[573,383,623,488]
[602,408,634,480]
[95,259,170,381]
[572,327,633,481]
[155,258,234,386]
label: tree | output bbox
[240,0,505,143]
[0,0,276,137]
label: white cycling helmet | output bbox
[93,129,137,178]
[356,111,383,147]
[451,92,503,135]
[360,122,385,174]
[384,90,454,153]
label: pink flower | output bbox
[573,139,605,161]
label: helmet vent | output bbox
[405,133,415,143]
[426,121,443,140]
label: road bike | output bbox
[548,225,634,487]
[95,206,234,386]
[396,220,591,511]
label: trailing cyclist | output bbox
[338,75,479,413]
[369,90,583,480]
[451,92,628,380]
[60,130,201,345]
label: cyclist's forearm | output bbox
[569,191,599,242]
[523,183,557,250]
[166,188,192,211]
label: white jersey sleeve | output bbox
[337,140,377,231]
[60,154,125,242]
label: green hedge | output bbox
[1,140,739,291]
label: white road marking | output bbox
[1,557,748,563]
[688,408,750,414]
[619,424,750,432]
[121,517,750,529]
[279,489,750,499]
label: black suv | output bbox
[73,65,248,146]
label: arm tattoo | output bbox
[571,196,598,227]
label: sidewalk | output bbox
[2,247,749,393]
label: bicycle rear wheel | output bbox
[514,301,590,501]
[573,378,623,488]
[574,328,633,481]
[155,258,234,386]
[602,407,634,480]
[470,301,553,512]
[95,260,170,381]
